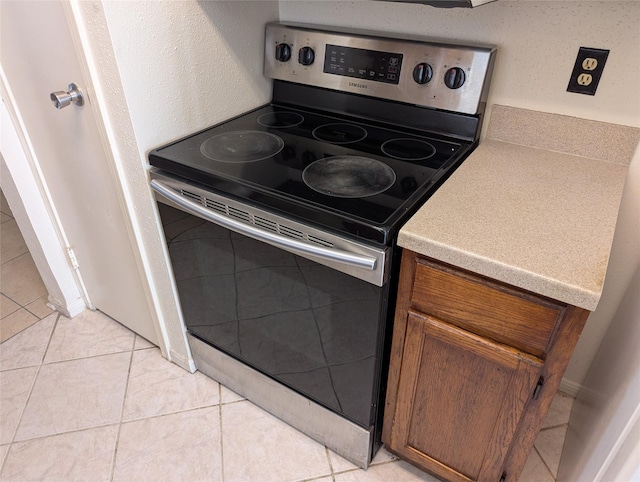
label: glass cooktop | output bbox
[149,103,470,244]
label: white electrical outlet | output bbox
[581,57,598,71]
[577,73,593,86]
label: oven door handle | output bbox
[151,179,378,271]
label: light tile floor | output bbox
[0,190,571,481]
[1,191,53,343]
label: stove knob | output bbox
[275,43,292,62]
[412,63,433,84]
[444,67,466,89]
[298,46,315,66]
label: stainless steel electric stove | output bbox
[149,22,495,467]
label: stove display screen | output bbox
[324,44,402,85]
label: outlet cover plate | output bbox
[567,47,609,96]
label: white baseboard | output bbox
[169,348,196,373]
[47,295,86,318]
[559,377,582,398]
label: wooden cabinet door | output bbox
[386,311,543,482]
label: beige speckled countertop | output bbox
[398,105,640,311]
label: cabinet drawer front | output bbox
[411,258,565,357]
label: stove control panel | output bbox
[323,44,403,85]
[265,22,496,115]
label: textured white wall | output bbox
[102,1,278,153]
[558,248,640,480]
[279,0,640,389]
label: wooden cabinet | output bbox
[382,250,590,482]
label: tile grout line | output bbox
[39,347,142,369]
[331,457,401,478]
[323,446,337,482]
[533,437,561,481]
[109,337,137,482]
[534,444,558,481]
[218,382,225,482]
[538,422,570,432]
[1,289,49,320]
[4,423,122,448]
[539,420,571,481]
[0,302,50,344]
[111,389,244,425]
[0,444,7,475]
[5,312,60,447]
[23,298,53,320]
[0,249,30,268]
[1,220,52,338]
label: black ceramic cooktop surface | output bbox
[149,103,471,244]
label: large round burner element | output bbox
[257,112,304,128]
[200,130,284,163]
[381,138,436,161]
[312,123,367,144]
[303,156,396,198]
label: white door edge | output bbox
[1,65,90,316]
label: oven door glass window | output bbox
[158,203,386,428]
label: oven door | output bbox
[151,171,391,429]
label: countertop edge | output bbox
[397,231,601,311]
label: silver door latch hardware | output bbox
[50,83,84,109]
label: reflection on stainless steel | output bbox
[189,334,375,468]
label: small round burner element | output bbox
[302,156,396,198]
[312,123,367,144]
[381,138,436,161]
[200,130,284,163]
[257,112,304,128]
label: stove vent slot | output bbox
[227,206,251,223]
[180,189,202,203]
[279,226,305,240]
[253,216,278,233]
[308,235,333,248]
[204,198,227,215]
[177,190,334,249]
